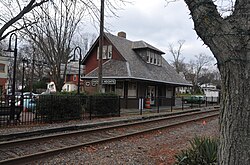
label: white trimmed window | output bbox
[128,82,137,98]
[97,45,112,59]
[147,52,150,63]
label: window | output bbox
[116,82,124,97]
[150,52,153,64]
[0,64,5,73]
[128,82,137,98]
[166,87,173,98]
[73,75,77,81]
[146,51,150,63]
[97,45,112,59]
[159,56,162,66]
[108,45,112,59]
[154,54,157,64]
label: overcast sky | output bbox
[95,0,215,63]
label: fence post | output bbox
[89,96,92,120]
[118,96,121,117]
[191,97,193,109]
[157,96,160,113]
[140,97,143,115]
[198,96,201,107]
[206,97,208,107]
[50,95,53,124]
[171,97,173,112]
[182,96,184,111]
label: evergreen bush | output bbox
[37,94,82,122]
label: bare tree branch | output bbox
[0,0,49,40]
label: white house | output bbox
[201,83,220,102]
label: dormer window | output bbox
[158,55,162,66]
[150,52,153,64]
[146,51,162,66]
[147,53,150,63]
[154,55,157,64]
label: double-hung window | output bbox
[97,45,112,59]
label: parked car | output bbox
[6,92,22,99]
[183,95,205,104]
[15,98,36,113]
[23,92,39,99]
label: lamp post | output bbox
[21,58,28,108]
[5,33,18,122]
[72,46,82,95]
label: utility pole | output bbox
[98,0,104,93]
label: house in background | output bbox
[201,83,220,103]
[0,56,9,96]
[82,32,192,108]
[61,62,85,92]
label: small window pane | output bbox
[0,64,5,72]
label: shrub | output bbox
[174,136,218,165]
[88,93,120,117]
[37,95,83,122]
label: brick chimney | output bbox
[117,31,126,38]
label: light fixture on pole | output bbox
[72,46,82,95]
[4,33,18,122]
[21,57,28,108]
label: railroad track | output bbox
[0,109,219,165]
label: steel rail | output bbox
[0,109,218,147]
[0,110,219,165]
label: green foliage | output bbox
[37,95,83,122]
[89,93,120,117]
[36,93,120,122]
[58,91,87,96]
[174,136,218,165]
[92,92,117,96]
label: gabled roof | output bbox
[84,32,191,86]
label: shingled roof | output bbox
[85,32,191,86]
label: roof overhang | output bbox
[81,76,193,87]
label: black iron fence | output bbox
[136,96,220,115]
[0,95,219,127]
[0,95,120,127]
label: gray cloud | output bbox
[105,0,214,62]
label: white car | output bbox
[22,92,38,98]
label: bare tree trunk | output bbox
[183,0,250,164]
[219,59,250,164]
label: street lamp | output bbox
[72,46,82,95]
[4,33,18,122]
[21,57,28,108]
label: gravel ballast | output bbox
[28,117,219,165]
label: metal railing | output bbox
[0,95,219,127]
[0,95,120,127]
[136,96,220,115]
